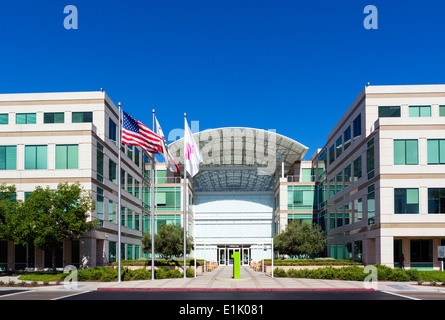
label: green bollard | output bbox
[231,251,240,279]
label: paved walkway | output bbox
[0,266,443,293]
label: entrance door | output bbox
[242,248,250,265]
[227,248,240,265]
[218,248,226,265]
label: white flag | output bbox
[155,117,180,174]
[184,119,203,177]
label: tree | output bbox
[0,184,19,240]
[142,224,194,259]
[274,221,326,258]
[17,183,97,273]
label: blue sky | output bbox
[1,0,445,159]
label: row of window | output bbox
[0,145,78,170]
[0,112,93,125]
[396,187,445,214]
[394,139,445,165]
[328,113,362,165]
[378,105,445,118]
[326,186,445,232]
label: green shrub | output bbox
[387,269,411,282]
[186,268,195,278]
[168,269,182,278]
[336,266,366,281]
[273,268,287,277]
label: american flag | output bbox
[122,111,163,154]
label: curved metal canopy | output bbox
[168,127,308,192]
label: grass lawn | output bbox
[17,273,64,282]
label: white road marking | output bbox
[381,290,421,300]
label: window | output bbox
[109,118,117,143]
[367,185,375,225]
[394,139,418,165]
[440,106,445,117]
[156,187,181,211]
[97,188,104,222]
[409,105,431,117]
[108,200,117,223]
[352,114,362,140]
[344,203,351,225]
[329,178,335,197]
[44,112,64,123]
[353,156,362,182]
[25,145,47,170]
[287,214,312,226]
[378,106,401,117]
[72,112,93,123]
[155,215,181,233]
[344,164,351,189]
[127,174,133,194]
[97,143,104,182]
[0,114,8,125]
[135,148,140,167]
[337,207,343,227]
[336,171,343,193]
[336,136,342,158]
[394,188,419,214]
[427,139,445,165]
[16,113,36,124]
[157,170,167,183]
[410,239,433,264]
[329,212,336,230]
[109,159,117,184]
[127,209,133,229]
[329,144,335,165]
[354,198,362,222]
[0,146,17,170]
[55,145,78,169]
[428,188,445,214]
[343,126,351,150]
[366,138,375,179]
[134,180,140,199]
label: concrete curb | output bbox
[97,287,375,292]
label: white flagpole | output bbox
[151,109,156,280]
[183,113,187,279]
[117,102,122,282]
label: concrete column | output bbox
[79,236,96,268]
[378,236,394,268]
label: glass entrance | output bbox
[227,248,239,265]
[217,246,251,266]
[218,248,226,265]
[242,248,250,265]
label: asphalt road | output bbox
[0,289,412,300]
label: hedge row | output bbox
[272,264,421,282]
[110,259,204,267]
[264,259,358,266]
[71,266,195,282]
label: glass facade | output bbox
[427,139,445,164]
[287,186,315,210]
[55,144,78,169]
[0,146,16,170]
[25,145,47,170]
[394,188,419,214]
[394,139,418,165]
[44,112,64,123]
[16,113,36,124]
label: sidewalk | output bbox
[1,265,443,293]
